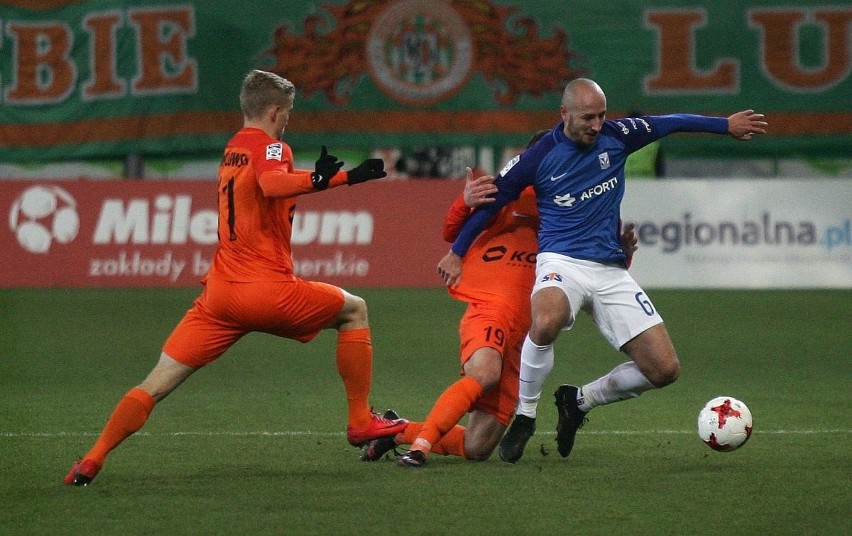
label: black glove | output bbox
[311,145,344,190]
[347,158,387,185]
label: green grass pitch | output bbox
[1,287,849,535]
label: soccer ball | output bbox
[697,396,753,452]
[9,185,79,254]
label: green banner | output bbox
[0,0,849,161]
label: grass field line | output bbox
[2,428,850,438]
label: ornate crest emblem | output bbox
[367,0,472,105]
[265,0,585,106]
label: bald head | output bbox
[560,78,607,146]
[561,78,606,112]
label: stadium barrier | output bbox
[2,179,849,289]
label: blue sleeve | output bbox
[450,204,499,256]
[611,114,729,153]
[649,114,728,137]
[450,140,544,256]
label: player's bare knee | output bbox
[650,356,680,387]
[348,294,368,322]
[466,372,498,392]
[336,292,369,329]
[530,288,570,344]
[464,444,492,462]
[663,357,681,384]
[529,316,562,345]
[464,350,502,390]
[530,326,561,346]
[465,451,490,462]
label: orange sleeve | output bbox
[254,142,349,198]
[258,168,348,198]
[443,195,473,242]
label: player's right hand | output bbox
[463,167,497,208]
[312,145,344,190]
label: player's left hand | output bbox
[347,158,387,185]
[437,251,463,287]
[727,110,768,141]
[620,222,638,269]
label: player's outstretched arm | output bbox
[463,166,498,208]
[727,110,768,141]
[347,158,387,185]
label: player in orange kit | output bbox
[361,166,538,467]
[64,69,407,486]
[363,132,637,467]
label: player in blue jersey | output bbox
[436,78,767,463]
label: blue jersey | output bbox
[451,114,728,265]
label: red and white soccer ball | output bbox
[10,185,79,254]
[697,396,753,452]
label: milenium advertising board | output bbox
[0,179,461,288]
[0,0,849,161]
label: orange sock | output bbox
[337,328,373,429]
[432,425,467,457]
[413,376,483,455]
[395,422,467,458]
[396,422,422,445]
[84,387,155,465]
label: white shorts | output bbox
[533,252,663,349]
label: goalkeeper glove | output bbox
[311,145,344,190]
[347,158,387,185]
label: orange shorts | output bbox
[162,277,345,368]
[458,301,529,426]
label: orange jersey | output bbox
[443,187,539,424]
[207,127,348,282]
[443,187,539,310]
